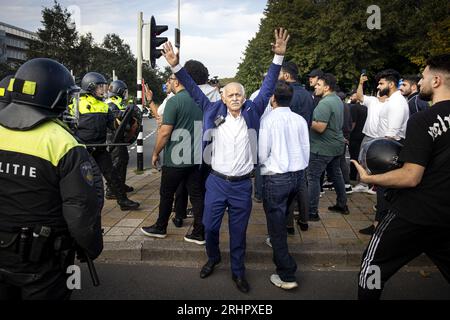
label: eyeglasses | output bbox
[168,77,177,81]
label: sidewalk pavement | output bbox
[98,169,432,268]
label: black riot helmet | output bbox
[359,138,403,175]
[108,80,128,99]
[0,75,13,110]
[0,58,80,130]
[81,72,107,98]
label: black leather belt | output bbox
[211,170,254,182]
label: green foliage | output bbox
[237,0,450,93]
[26,1,166,103]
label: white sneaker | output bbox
[270,274,298,290]
[352,184,369,193]
[366,187,377,195]
[265,237,272,248]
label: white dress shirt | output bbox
[362,95,384,138]
[377,90,409,140]
[259,107,310,175]
[211,111,256,176]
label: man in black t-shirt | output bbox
[352,54,450,300]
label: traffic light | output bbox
[150,16,168,68]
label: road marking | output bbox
[128,129,157,153]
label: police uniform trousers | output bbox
[89,147,125,199]
[203,174,252,278]
[109,145,129,188]
[0,246,75,300]
[358,210,450,300]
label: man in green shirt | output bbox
[141,74,205,245]
[308,73,349,221]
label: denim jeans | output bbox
[262,171,303,282]
[288,170,309,224]
[307,153,347,215]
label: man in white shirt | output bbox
[259,81,309,290]
[360,69,409,235]
[161,28,290,294]
[353,74,387,195]
[376,70,409,141]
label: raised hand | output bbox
[144,84,153,102]
[271,28,290,56]
[162,41,179,67]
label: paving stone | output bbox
[107,227,136,236]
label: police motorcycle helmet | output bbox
[108,80,128,100]
[81,72,108,99]
[0,58,80,130]
[358,138,403,175]
[0,75,14,111]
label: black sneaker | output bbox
[309,213,321,221]
[322,181,334,190]
[124,185,134,193]
[297,220,309,231]
[186,207,194,218]
[141,224,167,238]
[184,233,206,245]
[328,205,350,215]
[359,225,375,235]
[118,198,140,211]
[172,217,183,228]
[286,227,295,235]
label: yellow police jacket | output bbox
[70,94,114,144]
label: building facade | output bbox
[0,22,37,65]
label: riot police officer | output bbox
[71,72,139,211]
[0,58,103,300]
[105,80,134,199]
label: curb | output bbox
[98,240,434,268]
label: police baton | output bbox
[85,253,100,287]
[76,246,100,287]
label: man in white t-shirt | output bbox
[359,69,409,235]
[353,75,387,195]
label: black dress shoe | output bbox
[124,185,134,192]
[200,259,221,279]
[232,274,250,293]
[359,224,375,235]
[118,198,140,211]
[172,217,183,228]
[328,205,350,215]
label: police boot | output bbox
[124,185,134,193]
[105,188,117,200]
[118,197,140,211]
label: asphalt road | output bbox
[128,116,158,171]
[71,263,450,300]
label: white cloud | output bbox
[0,0,267,78]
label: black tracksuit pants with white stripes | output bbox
[358,211,450,300]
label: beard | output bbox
[419,89,432,102]
[378,88,390,97]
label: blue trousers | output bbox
[203,174,252,278]
[263,171,303,282]
[307,153,347,215]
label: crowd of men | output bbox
[0,24,449,299]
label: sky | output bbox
[0,0,268,78]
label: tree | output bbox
[27,0,79,70]
[26,1,166,103]
[237,0,449,93]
